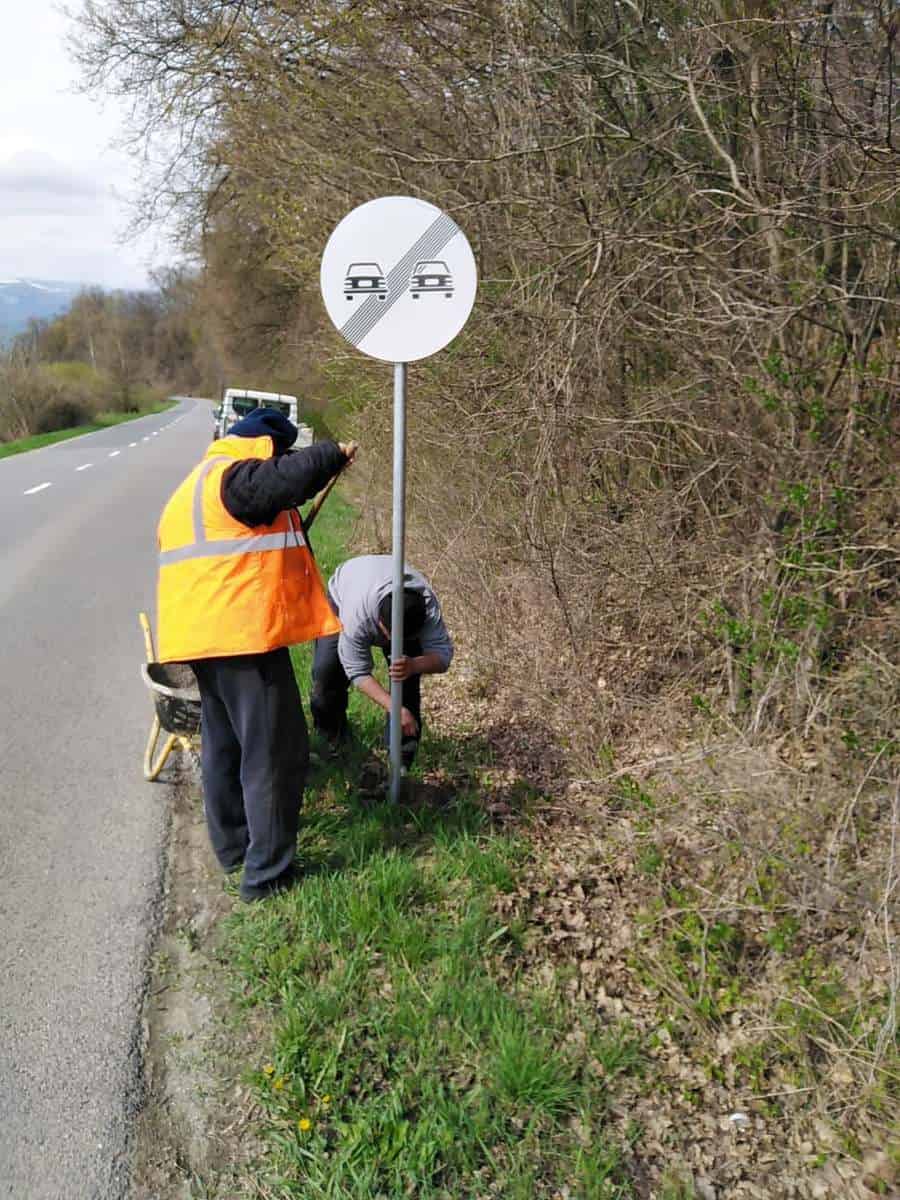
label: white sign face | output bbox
[320,196,477,363]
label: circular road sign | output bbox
[320,196,477,363]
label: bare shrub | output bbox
[33,396,93,434]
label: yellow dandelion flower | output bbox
[298,1117,312,1132]
[273,1077,285,1091]
[262,1064,275,1077]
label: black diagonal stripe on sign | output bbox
[340,213,457,345]
[340,213,459,348]
[340,214,457,344]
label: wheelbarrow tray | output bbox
[141,661,201,736]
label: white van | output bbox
[213,388,313,446]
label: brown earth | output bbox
[426,651,899,1200]
[131,759,263,1199]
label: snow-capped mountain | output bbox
[0,278,89,342]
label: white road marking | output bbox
[142,437,150,442]
[76,463,93,472]
[108,450,121,458]
[24,482,52,495]
[129,442,137,448]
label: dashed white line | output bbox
[129,442,137,448]
[109,450,121,458]
[142,437,150,442]
[24,482,52,495]
[76,463,93,472]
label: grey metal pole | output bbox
[389,361,407,802]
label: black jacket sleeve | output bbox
[220,440,346,528]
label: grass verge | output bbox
[0,399,177,459]
[216,492,640,1198]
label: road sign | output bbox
[320,197,477,801]
[320,196,477,363]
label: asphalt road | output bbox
[0,398,213,1199]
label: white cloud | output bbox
[0,1,174,288]
[0,151,103,201]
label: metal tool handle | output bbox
[303,442,357,532]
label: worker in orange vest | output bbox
[156,407,356,901]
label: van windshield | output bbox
[230,397,292,418]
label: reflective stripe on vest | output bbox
[156,435,342,661]
[158,455,309,567]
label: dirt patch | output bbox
[429,644,899,1200]
[131,759,262,1199]
[504,788,897,1199]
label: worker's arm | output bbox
[389,596,453,681]
[339,630,419,737]
[388,651,448,682]
[221,440,349,527]
[354,674,419,737]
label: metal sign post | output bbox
[320,197,477,799]
[389,362,407,800]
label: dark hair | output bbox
[378,588,427,639]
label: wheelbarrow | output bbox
[139,611,201,781]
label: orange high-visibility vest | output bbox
[156,434,341,662]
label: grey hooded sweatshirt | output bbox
[327,555,453,683]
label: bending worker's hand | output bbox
[388,655,418,683]
[338,440,358,464]
[400,707,419,738]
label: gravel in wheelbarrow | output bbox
[141,661,202,736]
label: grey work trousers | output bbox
[310,632,423,767]
[191,648,308,897]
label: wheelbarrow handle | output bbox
[139,611,156,663]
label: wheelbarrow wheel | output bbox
[143,713,183,782]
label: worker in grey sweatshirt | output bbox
[310,555,453,769]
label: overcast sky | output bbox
[0,1,172,289]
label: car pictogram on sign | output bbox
[409,260,454,298]
[344,262,387,300]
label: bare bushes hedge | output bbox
[0,361,114,441]
[0,357,171,442]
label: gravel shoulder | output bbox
[132,763,262,1199]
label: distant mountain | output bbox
[0,278,90,343]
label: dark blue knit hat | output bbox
[228,407,297,454]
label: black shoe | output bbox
[239,863,299,904]
[322,726,354,759]
[401,737,418,770]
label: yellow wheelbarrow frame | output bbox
[139,612,201,781]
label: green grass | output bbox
[0,400,176,459]
[216,491,639,1198]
